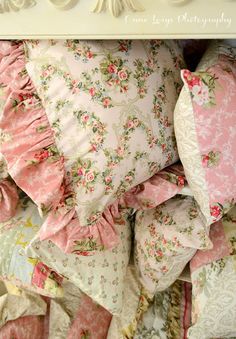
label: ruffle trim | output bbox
[0,41,186,256]
[0,41,125,255]
[122,287,153,339]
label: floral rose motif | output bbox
[202,150,221,168]
[107,64,117,74]
[89,87,96,97]
[100,56,131,93]
[183,69,218,107]
[86,171,95,182]
[102,97,112,108]
[71,159,99,193]
[177,176,185,187]
[210,203,223,221]
[34,150,50,162]
[118,70,128,80]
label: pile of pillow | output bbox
[0,38,236,338]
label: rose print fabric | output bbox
[107,265,153,339]
[0,195,63,298]
[0,282,111,339]
[123,163,186,211]
[67,293,112,339]
[134,195,212,294]
[189,205,236,338]
[7,39,184,254]
[175,41,236,226]
[26,208,131,315]
[47,281,112,339]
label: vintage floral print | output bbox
[134,195,213,294]
[190,205,236,273]
[19,39,185,254]
[26,208,132,315]
[107,265,153,339]
[175,42,236,226]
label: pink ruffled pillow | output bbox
[174,41,236,226]
[0,40,185,255]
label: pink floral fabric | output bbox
[123,163,185,211]
[190,220,230,273]
[134,195,213,293]
[180,44,236,224]
[0,315,48,339]
[67,294,112,339]
[0,40,185,255]
[0,40,121,255]
[0,179,18,222]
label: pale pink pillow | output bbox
[175,42,236,226]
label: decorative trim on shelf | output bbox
[0,0,35,13]
[92,0,145,17]
[47,0,77,10]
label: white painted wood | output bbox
[0,0,235,39]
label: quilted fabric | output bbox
[0,195,63,298]
[189,205,236,338]
[174,41,236,226]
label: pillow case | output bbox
[107,265,153,339]
[47,281,112,339]
[0,39,184,254]
[134,195,212,294]
[188,205,236,338]
[26,208,132,315]
[0,195,63,298]
[174,41,236,226]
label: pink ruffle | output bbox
[0,41,65,210]
[0,41,186,256]
[0,179,19,222]
[39,201,121,255]
[0,41,122,255]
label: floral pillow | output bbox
[174,41,236,226]
[188,205,236,338]
[134,195,212,294]
[0,39,184,255]
[107,265,153,339]
[0,195,63,298]
[26,208,131,315]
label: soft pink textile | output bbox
[0,40,120,255]
[182,54,236,223]
[0,315,47,339]
[190,221,230,273]
[123,163,185,210]
[0,179,18,222]
[0,40,185,255]
[67,294,112,339]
